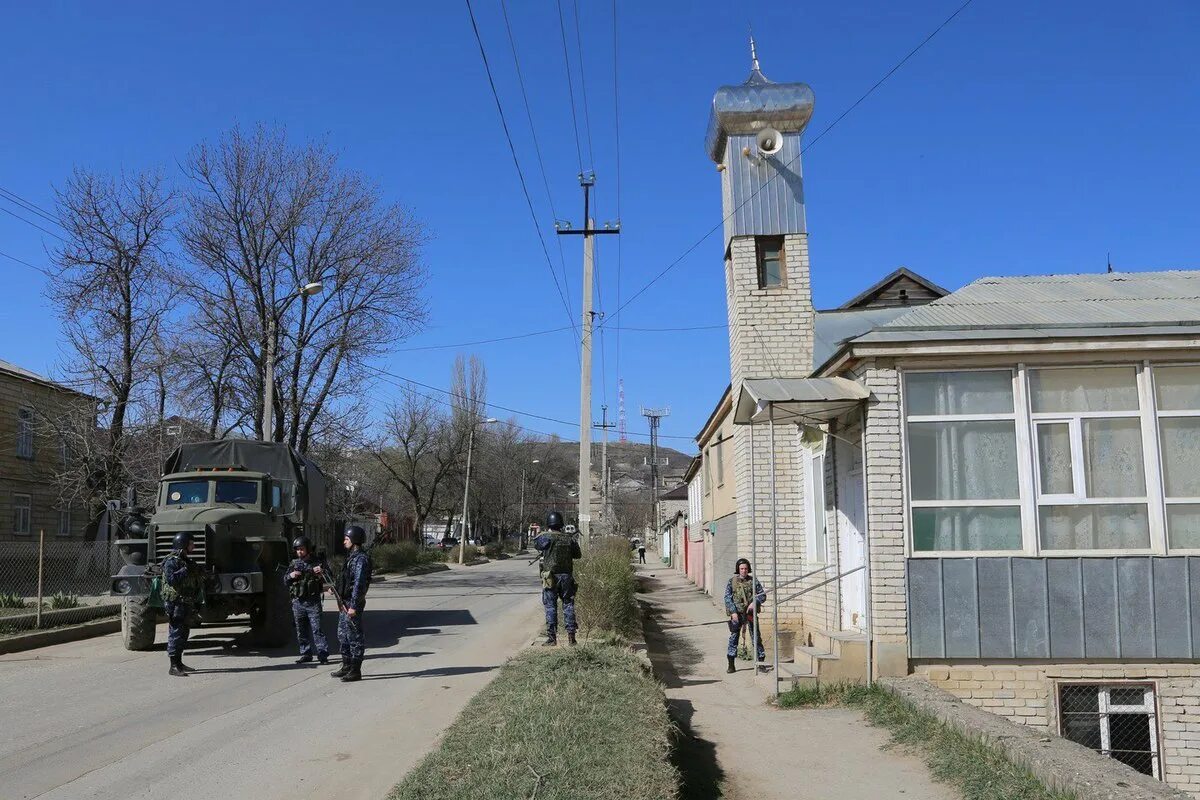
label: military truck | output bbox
[110,440,330,650]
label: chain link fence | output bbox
[0,535,122,635]
[1059,682,1160,779]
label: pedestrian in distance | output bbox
[534,510,582,647]
[638,543,647,564]
[162,531,205,677]
[331,525,372,682]
[724,558,766,674]
[284,536,329,665]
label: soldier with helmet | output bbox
[284,536,328,665]
[533,510,582,647]
[161,531,205,677]
[331,525,372,682]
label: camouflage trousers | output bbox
[164,600,192,657]
[292,598,328,657]
[337,609,365,660]
[542,573,577,635]
[727,612,765,660]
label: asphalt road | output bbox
[0,557,543,800]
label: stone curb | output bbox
[880,676,1190,800]
[0,617,122,655]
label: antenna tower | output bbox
[618,378,628,443]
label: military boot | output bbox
[340,659,362,682]
[177,656,196,673]
[727,656,736,674]
[295,654,314,664]
[169,655,187,677]
[317,651,329,665]
[330,656,351,678]
[567,631,577,646]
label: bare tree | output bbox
[46,169,176,509]
[179,125,427,453]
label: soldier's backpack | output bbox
[543,533,575,575]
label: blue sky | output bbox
[1,0,1198,451]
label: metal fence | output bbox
[1058,683,1159,779]
[0,534,122,633]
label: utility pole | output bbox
[556,173,619,540]
[641,407,670,544]
[597,405,616,530]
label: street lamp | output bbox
[262,281,325,442]
[519,459,540,549]
[458,416,498,564]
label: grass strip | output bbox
[573,537,639,639]
[389,644,678,800]
[779,683,1075,800]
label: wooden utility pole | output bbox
[557,173,618,540]
[597,405,616,530]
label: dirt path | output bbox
[637,562,958,800]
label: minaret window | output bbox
[756,236,785,288]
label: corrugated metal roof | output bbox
[813,307,912,366]
[863,271,1200,337]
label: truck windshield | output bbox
[215,480,258,504]
[166,480,209,505]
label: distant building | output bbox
[0,359,95,541]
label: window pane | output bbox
[908,421,1019,500]
[905,371,1014,416]
[166,480,209,505]
[215,480,258,504]
[1154,365,1200,411]
[1036,423,1074,494]
[1166,504,1200,549]
[1108,687,1146,707]
[811,455,827,562]
[1159,417,1200,497]
[1108,714,1154,776]
[1029,367,1139,413]
[912,506,1022,552]
[1039,504,1150,550]
[1082,419,1145,497]
[761,255,782,287]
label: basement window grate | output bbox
[1058,683,1159,779]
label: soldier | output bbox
[534,511,582,647]
[330,525,372,682]
[161,531,205,677]
[724,558,767,673]
[284,536,328,665]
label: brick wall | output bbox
[916,662,1200,796]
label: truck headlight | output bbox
[114,579,132,594]
[231,576,250,592]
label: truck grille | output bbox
[155,532,207,566]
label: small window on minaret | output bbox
[756,236,785,288]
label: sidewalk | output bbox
[637,562,956,800]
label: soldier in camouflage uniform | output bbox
[330,525,372,683]
[534,511,582,647]
[724,558,767,673]
[284,536,329,665]
[161,531,205,677]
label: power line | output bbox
[554,0,586,173]
[571,0,597,169]
[597,0,978,327]
[499,0,578,347]
[611,0,624,393]
[0,186,61,227]
[0,248,52,277]
[0,204,65,241]
[463,0,580,357]
[394,325,575,352]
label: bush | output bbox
[574,536,638,639]
[0,592,26,609]
[389,644,678,800]
[49,592,80,609]
[481,541,504,559]
[371,543,444,573]
[449,544,478,563]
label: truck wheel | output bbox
[251,570,293,648]
[121,595,157,651]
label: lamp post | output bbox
[458,417,498,564]
[262,280,324,442]
[519,459,540,549]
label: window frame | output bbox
[57,506,72,538]
[16,407,34,460]
[715,437,725,488]
[804,445,828,565]
[1056,682,1161,780]
[755,236,786,289]
[12,494,31,536]
[902,367,1029,556]
[901,360,1200,557]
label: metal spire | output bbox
[750,31,760,72]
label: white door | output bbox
[836,436,867,631]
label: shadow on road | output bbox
[360,664,496,681]
[638,575,727,800]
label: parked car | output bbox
[436,536,459,550]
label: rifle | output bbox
[315,551,359,629]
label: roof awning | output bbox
[733,377,870,425]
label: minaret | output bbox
[707,41,816,629]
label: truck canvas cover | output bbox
[163,440,327,530]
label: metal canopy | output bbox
[733,377,869,425]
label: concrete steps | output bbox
[776,629,869,689]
